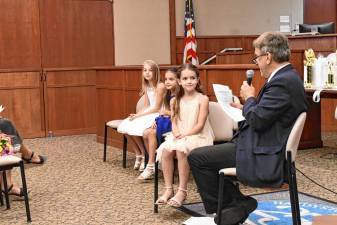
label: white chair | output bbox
[216,112,307,225]
[0,155,31,222]
[103,96,145,167]
[154,101,237,213]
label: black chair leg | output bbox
[287,152,301,225]
[122,135,127,168]
[2,171,10,209]
[103,124,108,162]
[216,173,225,225]
[154,161,159,213]
[19,161,31,222]
[292,163,301,225]
[0,184,3,206]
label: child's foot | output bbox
[137,163,155,181]
[167,187,187,208]
[138,157,145,172]
[155,187,174,205]
[133,155,143,170]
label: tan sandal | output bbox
[167,187,187,208]
[155,187,174,205]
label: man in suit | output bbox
[188,31,309,225]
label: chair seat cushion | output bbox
[0,155,22,166]
[106,120,122,128]
[219,168,237,176]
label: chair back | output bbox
[286,112,307,162]
[136,95,146,113]
[208,102,235,142]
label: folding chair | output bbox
[0,155,31,222]
[216,112,307,225]
[103,96,145,167]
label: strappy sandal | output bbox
[2,184,24,197]
[155,187,174,205]
[133,155,143,170]
[137,164,155,181]
[138,157,145,172]
[22,151,46,165]
[167,187,187,208]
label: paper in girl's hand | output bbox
[0,105,5,113]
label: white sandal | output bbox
[134,155,143,170]
[137,164,155,180]
[138,157,145,172]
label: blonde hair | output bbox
[140,60,161,96]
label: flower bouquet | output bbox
[0,133,14,156]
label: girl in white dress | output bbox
[117,60,166,171]
[155,64,214,207]
[138,68,179,181]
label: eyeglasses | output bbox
[252,53,268,64]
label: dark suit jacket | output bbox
[235,64,308,188]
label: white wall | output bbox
[175,0,303,36]
[114,0,171,65]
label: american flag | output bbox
[183,0,198,65]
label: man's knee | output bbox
[188,146,207,166]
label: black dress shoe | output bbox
[234,196,258,223]
[214,205,246,225]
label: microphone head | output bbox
[246,70,254,79]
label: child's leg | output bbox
[168,151,189,207]
[143,128,157,164]
[127,135,145,170]
[138,128,157,180]
[155,150,175,204]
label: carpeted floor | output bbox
[0,133,336,225]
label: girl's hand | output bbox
[129,113,137,121]
[151,122,157,129]
[230,102,243,110]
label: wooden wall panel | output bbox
[0,72,44,138]
[45,70,96,136]
[40,0,114,68]
[321,99,337,132]
[0,0,41,69]
[304,0,336,25]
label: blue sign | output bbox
[248,201,337,225]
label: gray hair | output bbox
[253,32,290,63]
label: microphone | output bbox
[246,70,254,85]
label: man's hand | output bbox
[240,81,255,101]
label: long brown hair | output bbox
[140,60,161,96]
[163,67,178,110]
[173,64,203,119]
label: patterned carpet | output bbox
[0,133,336,225]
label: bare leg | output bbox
[0,171,21,195]
[155,150,175,204]
[20,145,43,163]
[128,136,145,156]
[168,151,189,207]
[143,128,157,164]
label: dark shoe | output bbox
[234,196,258,223]
[3,185,24,197]
[214,206,246,225]
[22,151,47,165]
